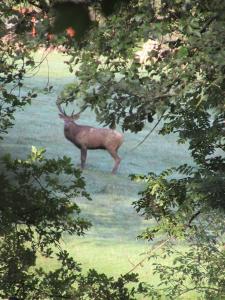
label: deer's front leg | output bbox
[80,148,87,169]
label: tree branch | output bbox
[125,237,171,275]
[128,111,166,153]
[26,0,50,12]
[187,210,201,228]
[200,14,219,34]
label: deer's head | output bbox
[57,102,80,125]
[57,96,88,125]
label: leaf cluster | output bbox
[0,146,143,299]
[0,147,91,298]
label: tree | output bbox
[1,0,225,298]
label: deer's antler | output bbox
[70,104,88,119]
[57,97,67,116]
[57,96,88,118]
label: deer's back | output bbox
[65,124,123,150]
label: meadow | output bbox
[1,50,195,298]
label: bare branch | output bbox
[128,111,166,153]
[125,237,171,275]
[186,210,201,228]
[200,14,219,34]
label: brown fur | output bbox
[58,113,123,174]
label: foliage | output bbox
[65,0,225,138]
[0,146,89,298]
[0,147,144,299]
[0,40,36,138]
[131,166,225,298]
[75,271,145,300]
[61,0,225,298]
[0,1,40,138]
[1,0,225,298]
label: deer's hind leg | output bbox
[108,148,121,174]
[80,148,87,169]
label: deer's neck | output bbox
[64,121,79,139]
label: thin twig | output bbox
[128,257,136,267]
[25,49,51,77]
[150,93,177,100]
[125,237,171,275]
[178,286,225,298]
[187,210,201,228]
[26,0,49,12]
[45,55,50,89]
[128,112,166,153]
[200,14,219,34]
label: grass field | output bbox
[1,50,196,298]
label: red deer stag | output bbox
[57,101,123,174]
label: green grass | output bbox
[1,50,196,298]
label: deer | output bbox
[57,100,124,174]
